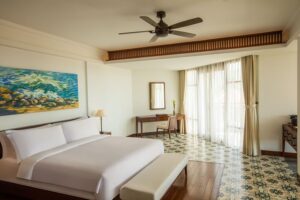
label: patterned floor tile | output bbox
[145,134,299,200]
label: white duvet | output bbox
[17,135,164,200]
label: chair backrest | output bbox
[168,116,177,131]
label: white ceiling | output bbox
[0,0,299,51]
[108,41,297,70]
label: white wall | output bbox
[0,20,133,136]
[132,69,179,133]
[87,62,133,136]
[0,19,103,61]
[259,52,297,153]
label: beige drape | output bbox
[179,70,186,134]
[241,55,260,156]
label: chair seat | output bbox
[157,124,168,130]
[156,116,178,139]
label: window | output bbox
[185,59,245,149]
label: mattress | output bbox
[13,135,164,200]
[0,158,94,199]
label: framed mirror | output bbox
[149,82,166,110]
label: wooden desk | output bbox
[282,123,297,154]
[136,114,186,137]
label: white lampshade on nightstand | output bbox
[95,109,106,133]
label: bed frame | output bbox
[0,117,96,200]
[0,181,87,200]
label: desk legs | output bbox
[176,116,187,134]
[136,120,138,137]
[176,120,180,133]
[282,127,285,156]
[135,121,143,137]
[140,122,143,137]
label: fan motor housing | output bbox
[155,20,169,37]
[156,11,166,19]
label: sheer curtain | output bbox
[185,59,245,149]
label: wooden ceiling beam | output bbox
[107,31,283,61]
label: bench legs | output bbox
[184,165,188,187]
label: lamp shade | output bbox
[95,109,105,117]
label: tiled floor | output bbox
[146,134,299,200]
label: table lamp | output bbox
[95,109,105,134]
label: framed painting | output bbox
[0,66,79,116]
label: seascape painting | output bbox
[0,66,79,116]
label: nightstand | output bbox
[100,131,112,135]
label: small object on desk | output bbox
[100,131,111,135]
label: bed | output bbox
[0,117,164,200]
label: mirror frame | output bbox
[149,82,166,110]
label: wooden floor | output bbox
[162,161,224,200]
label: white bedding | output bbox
[17,135,164,200]
[0,158,94,200]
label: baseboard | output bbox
[261,150,297,158]
[127,134,298,159]
[128,131,178,137]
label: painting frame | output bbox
[0,66,79,116]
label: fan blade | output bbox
[169,17,203,29]
[140,16,158,27]
[149,35,158,42]
[119,30,153,35]
[170,30,196,38]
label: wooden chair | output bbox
[156,116,178,139]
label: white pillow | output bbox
[0,124,52,159]
[61,117,99,142]
[0,131,17,159]
[7,125,66,162]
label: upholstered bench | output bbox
[120,153,188,200]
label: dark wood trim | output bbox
[107,31,283,61]
[0,180,86,200]
[261,150,297,158]
[7,117,82,130]
[127,131,163,137]
[282,124,297,155]
[0,144,2,160]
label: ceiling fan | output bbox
[119,11,203,42]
